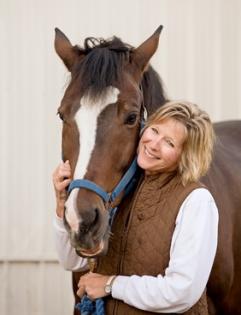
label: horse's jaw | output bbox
[75,239,106,258]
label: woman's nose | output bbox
[150,137,162,150]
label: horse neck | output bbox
[142,66,167,115]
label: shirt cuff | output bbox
[112,276,129,300]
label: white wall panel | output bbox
[0,262,74,315]
[0,0,241,314]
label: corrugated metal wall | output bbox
[0,0,240,314]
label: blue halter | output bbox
[67,157,138,205]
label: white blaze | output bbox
[65,87,119,231]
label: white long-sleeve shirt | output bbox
[53,188,218,313]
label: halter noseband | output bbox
[67,157,138,205]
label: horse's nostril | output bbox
[79,224,89,234]
[79,208,100,235]
[92,208,99,226]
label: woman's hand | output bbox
[52,160,71,218]
[77,273,113,300]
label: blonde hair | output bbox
[145,101,215,185]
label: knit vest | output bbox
[95,171,209,315]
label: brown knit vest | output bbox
[95,171,209,315]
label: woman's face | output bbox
[137,117,187,174]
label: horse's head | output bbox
[54,27,163,257]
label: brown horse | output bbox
[54,27,241,315]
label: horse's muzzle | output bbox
[64,208,110,258]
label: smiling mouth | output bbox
[76,240,105,257]
[144,147,160,159]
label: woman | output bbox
[53,101,218,314]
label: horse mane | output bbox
[73,36,132,100]
[142,66,167,115]
[72,36,167,110]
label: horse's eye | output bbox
[125,113,137,125]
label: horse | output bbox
[54,27,241,315]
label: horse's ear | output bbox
[132,25,163,72]
[54,28,82,71]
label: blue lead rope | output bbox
[75,296,105,315]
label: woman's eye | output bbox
[125,113,137,125]
[151,127,158,134]
[166,140,174,147]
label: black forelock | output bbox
[72,36,133,100]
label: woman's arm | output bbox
[53,215,88,271]
[109,188,218,313]
[52,161,88,271]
